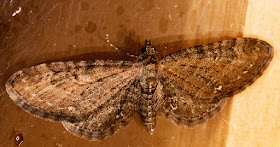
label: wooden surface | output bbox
[0,0,278,146]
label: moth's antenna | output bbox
[145,40,151,45]
[106,34,139,58]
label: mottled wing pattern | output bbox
[159,38,273,125]
[6,60,141,123]
[62,79,140,141]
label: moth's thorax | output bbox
[138,52,161,65]
[139,42,159,96]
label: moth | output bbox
[6,37,273,141]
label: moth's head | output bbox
[138,40,160,63]
[141,40,156,54]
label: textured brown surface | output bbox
[4,0,278,146]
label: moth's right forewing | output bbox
[158,38,273,126]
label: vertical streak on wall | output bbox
[227,0,280,146]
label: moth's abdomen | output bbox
[139,97,158,134]
[139,63,159,134]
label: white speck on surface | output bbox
[243,70,248,73]
[150,128,154,135]
[15,136,20,141]
[12,7,22,17]
[56,143,63,147]
[215,85,222,91]
[170,104,177,110]
[68,106,75,111]
[191,109,195,114]
[155,4,160,9]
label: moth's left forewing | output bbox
[5,60,142,123]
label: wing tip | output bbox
[5,74,88,124]
[5,70,25,106]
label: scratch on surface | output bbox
[65,1,74,29]
[0,91,5,97]
[6,61,10,69]
[240,24,245,31]
[39,2,60,21]
[197,2,210,25]
[47,3,60,16]
[0,91,7,105]
[57,4,62,25]
[0,141,10,147]
[223,118,230,125]
[76,3,81,23]
[168,13,172,20]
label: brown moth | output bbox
[6,38,273,141]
